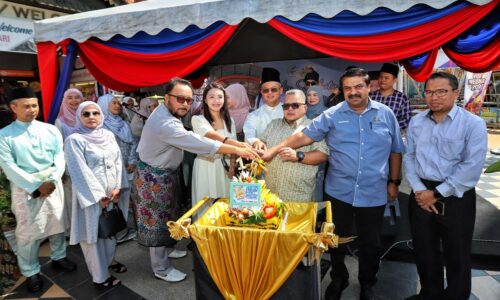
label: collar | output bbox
[282,116,307,128]
[339,99,380,113]
[262,103,281,111]
[425,104,458,121]
[14,119,34,127]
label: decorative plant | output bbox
[0,170,15,230]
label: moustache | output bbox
[348,94,362,99]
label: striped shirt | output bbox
[369,89,411,130]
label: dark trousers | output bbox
[409,179,476,300]
[326,194,385,286]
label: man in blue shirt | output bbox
[404,72,487,300]
[263,68,404,300]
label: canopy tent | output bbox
[34,0,499,122]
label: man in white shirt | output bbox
[243,67,284,150]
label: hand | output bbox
[236,147,259,160]
[126,164,136,174]
[238,141,252,149]
[252,140,267,151]
[261,149,277,162]
[110,189,120,203]
[415,190,438,214]
[99,197,111,208]
[38,181,56,198]
[387,183,399,202]
[278,147,298,162]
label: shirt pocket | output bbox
[438,138,464,160]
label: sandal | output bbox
[94,275,121,289]
[109,261,127,273]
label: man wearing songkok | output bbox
[262,68,404,300]
[261,89,328,201]
[0,88,76,293]
[243,67,284,150]
[404,72,487,300]
[369,63,411,133]
[135,78,257,283]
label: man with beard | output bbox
[262,68,404,300]
[134,78,258,283]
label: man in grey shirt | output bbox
[135,78,257,283]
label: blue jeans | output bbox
[16,232,66,277]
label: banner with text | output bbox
[463,71,492,115]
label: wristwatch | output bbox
[432,188,443,200]
[387,179,401,186]
[31,189,41,198]
[296,151,305,162]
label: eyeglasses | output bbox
[168,94,194,105]
[305,80,317,86]
[262,87,280,94]
[82,111,101,117]
[423,89,455,98]
[282,103,306,110]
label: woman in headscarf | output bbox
[55,88,84,139]
[130,97,159,138]
[306,85,328,120]
[306,85,328,202]
[122,97,137,122]
[64,101,129,289]
[226,83,251,142]
[97,94,138,247]
[54,88,84,229]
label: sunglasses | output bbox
[262,87,280,94]
[168,94,193,105]
[82,111,101,117]
[282,103,306,110]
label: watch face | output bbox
[297,151,305,161]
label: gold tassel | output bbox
[167,218,192,240]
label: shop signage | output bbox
[0,16,34,52]
[0,0,65,20]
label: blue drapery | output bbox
[445,5,500,53]
[274,2,468,36]
[102,21,226,54]
[48,41,78,124]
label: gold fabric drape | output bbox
[189,199,317,300]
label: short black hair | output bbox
[424,72,459,90]
[339,68,370,89]
[165,77,193,94]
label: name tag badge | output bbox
[338,120,349,124]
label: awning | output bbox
[34,0,494,43]
[33,0,500,122]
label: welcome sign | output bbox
[0,16,34,52]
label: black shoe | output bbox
[325,277,349,300]
[360,285,375,300]
[26,273,44,293]
[51,257,77,272]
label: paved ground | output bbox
[3,133,500,300]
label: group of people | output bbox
[0,63,487,300]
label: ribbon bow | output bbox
[167,218,192,240]
[304,222,355,261]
